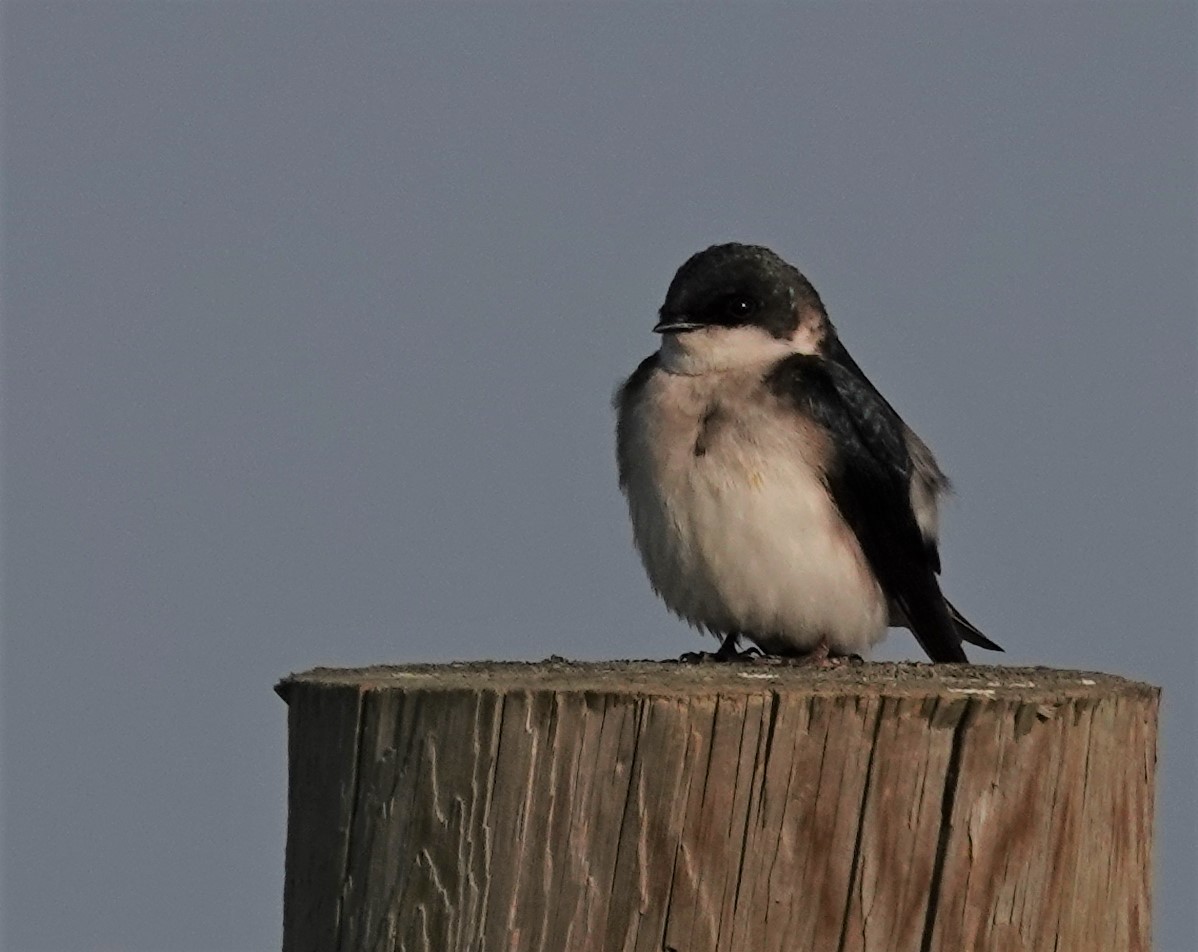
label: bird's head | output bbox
[654,243,831,374]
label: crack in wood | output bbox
[836,697,887,952]
[334,688,370,952]
[918,698,973,952]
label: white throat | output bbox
[657,324,820,376]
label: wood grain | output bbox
[277,662,1158,952]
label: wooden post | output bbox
[276,662,1158,952]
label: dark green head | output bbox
[655,243,827,341]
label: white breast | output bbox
[619,364,889,656]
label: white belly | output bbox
[621,368,888,656]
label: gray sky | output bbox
[2,4,1194,950]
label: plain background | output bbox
[2,4,1194,950]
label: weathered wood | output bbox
[277,661,1158,952]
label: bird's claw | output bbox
[752,652,864,668]
[678,645,763,663]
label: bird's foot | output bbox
[679,633,761,663]
[677,634,865,667]
[751,637,865,668]
[756,654,863,669]
[679,647,764,663]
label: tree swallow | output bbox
[615,243,1001,663]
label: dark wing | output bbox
[766,353,969,662]
[825,337,1001,653]
[821,335,902,418]
[614,353,659,490]
[825,335,951,545]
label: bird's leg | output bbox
[755,636,863,668]
[678,632,762,663]
[715,632,755,660]
[804,636,831,664]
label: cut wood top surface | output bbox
[275,660,1156,703]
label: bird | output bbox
[614,242,1001,663]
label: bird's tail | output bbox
[946,599,1003,652]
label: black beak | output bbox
[653,317,704,334]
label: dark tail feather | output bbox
[897,583,969,663]
[946,599,1003,652]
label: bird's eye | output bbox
[721,295,756,319]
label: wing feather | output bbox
[766,352,968,662]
